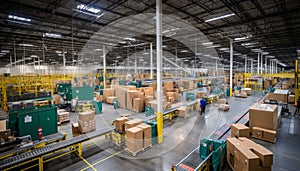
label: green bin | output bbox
[144,121,157,145]
[113,100,119,109]
[94,101,102,114]
[199,138,213,159]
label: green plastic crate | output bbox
[199,138,213,159]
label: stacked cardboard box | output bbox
[288,94,295,103]
[281,82,290,89]
[127,90,139,110]
[126,127,143,155]
[133,98,145,112]
[268,90,288,103]
[148,100,168,112]
[124,85,136,90]
[227,137,273,171]
[240,92,248,98]
[57,111,70,123]
[106,96,118,104]
[241,88,252,96]
[249,103,278,132]
[103,89,113,101]
[252,127,276,143]
[144,96,154,106]
[114,117,129,132]
[231,123,249,138]
[183,80,194,90]
[164,82,174,90]
[72,123,80,136]
[115,86,127,109]
[177,107,188,118]
[78,110,96,133]
[144,87,154,96]
[234,90,241,97]
[165,92,178,103]
[125,119,144,131]
[137,123,152,148]
[148,83,157,90]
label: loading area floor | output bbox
[43,95,260,171]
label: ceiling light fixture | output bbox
[43,33,62,38]
[74,4,104,18]
[124,37,136,41]
[261,52,269,55]
[19,43,33,47]
[205,13,235,22]
[1,50,10,53]
[8,15,31,22]
[219,47,229,51]
[94,49,102,51]
[234,36,250,41]
[180,50,188,53]
[202,42,213,46]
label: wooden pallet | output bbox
[125,147,144,156]
[57,119,70,126]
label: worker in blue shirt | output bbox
[200,98,207,116]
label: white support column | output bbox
[156,0,163,144]
[63,49,66,78]
[103,45,106,88]
[150,43,153,79]
[134,58,137,73]
[261,53,263,74]
[265,56,267,74]
[230,39,233,96]
[257,53,260,74]
[276,62,278,73]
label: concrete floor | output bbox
[44,95,260,171]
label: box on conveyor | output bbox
[72,122,80,136]
[78,119,96,133]
[133,98,145,112]
[127,90,139,110]
[249,103,278,132]
[78,110,95,122]
[230,123,249,138]
[177,107,188,118]
[114,117,129,132]
[226,137,273,171]
[115,87,127,109]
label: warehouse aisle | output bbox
[44,95,260,171]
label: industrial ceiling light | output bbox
[180,50,188,53]
[1,50,10,53]
[202,42,213,46]
[205,45,221,48]
[205,13,235,22]
[143,52,149,55]
[19,43,33,47]
[261,52,269,55]
[241,42,258,46]
[74,4,104,18]
[8,15,31,22]
[277,62,287,67]
[265,55,275,58]
[162,45,167,48]
[234,36,250,41]
[30,55,39,58]
[94,49,102,51]
[219,47,229,51]
[43,33,62,38]
[124,37,136,41]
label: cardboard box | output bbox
[125,119,143,131]
[252,127,263,139]
[115,87,127,109]
[249,103,278,131]
[127,90,139,110]
[240,92,247,98]
[78,110,95,122]
[218,98,227,104]
[235,145,260,171]
[252,127,276,143]
[133,98,145,112]
[0,120,6,131]
[54,95,61,104]
[103,89,113,101]
[148,83,157,90]
[72,122,80,136]
[177,107,188,118]
[218,104,229,111]
[231,123,249,138]
[164,82,174,90]
[106,96,118,104]
[144,96,154,106]
[58,112,70,123]
[78,119,96,133]
[268,90,289,103]
[115,117,130,132]
[144,87,154,96]
[137,123,152,148]
[126,127,143,152]
[241,88,252,96]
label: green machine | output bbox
[72,86,94,101]
[56,83,72,101]
[8,105,58,140]
[93,101,102,114]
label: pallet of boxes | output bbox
[124,119,152,156]
[234,90,247,98]
[227,123,274,171]
[249,103,279,143]
[57,109,70,125]
[73,110,96,135]
[217,98,229,111]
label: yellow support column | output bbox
[157,112,163,144]
[39,157,43,171]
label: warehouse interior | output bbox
[0,0,300,171]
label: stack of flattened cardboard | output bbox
[115,86,127,109]
[231,123,249,138]
[125,119,143,131]
[57,111,70,124]
[114,117,129,132]
[106,96,118,104]
[127,90,139,110]
[137,123,152,148]
[252,127,277,143]
[78,110,96,133]
[133,98,144,112]
[177,107,188,118]
[227,137,273,171]
[126,127,143,155]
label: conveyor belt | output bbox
[0,128,112,170]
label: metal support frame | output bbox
[251,59,253,73]
[295,60,299,103]
[156,0,163,144]
[257,53,260,74]
[229,39,233,96]
[261,53,263,74]
[103,45,106,88]
[150,43,153,79]
[244,56,247,73]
